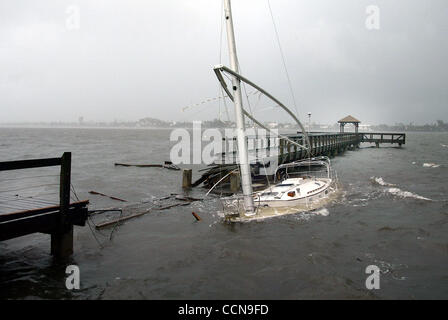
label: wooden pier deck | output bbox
[360,132,405,147]
[0,152,89,258]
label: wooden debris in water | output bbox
[192,212,201,221]
[115,161,180,171]
[94,194,203,230]
[89,191,127,202]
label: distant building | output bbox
[359,124,373,132]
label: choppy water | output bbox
[0,128,447,299]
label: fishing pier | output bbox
[0,152,88,259]
[278,131,405,161]
[190,131,406,190]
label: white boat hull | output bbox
[255,182,332,208]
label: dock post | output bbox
[51,152,73,259]
[279,139,284,163]
[293,139,298,160]
[230,171,240,193]
[182,169,192,188]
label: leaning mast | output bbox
[223,0,255,214]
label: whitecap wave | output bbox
[387,187,431,201]
[371,176,396,187]
[423,163,440,168]
[313,208,330,216]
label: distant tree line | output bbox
[370,120,448,132]
[3,117,448,132]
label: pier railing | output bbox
[0,152,88,258]
[200,131,406,189]
[360,132,405,146]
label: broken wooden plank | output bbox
[192,212,201,221]
[94,202,195,230]
[115,162,180,171]
[88,191,127,202]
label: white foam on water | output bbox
[423,163,440,168]
[387,187,431,201]
[371,176,396,187]
[313,208,330,216]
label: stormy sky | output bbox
[1,0,447,125]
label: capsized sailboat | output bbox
[215,0,338,221]
[255,156,334,208]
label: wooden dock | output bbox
[360,132,405,147]
[0,152,88,258]
[191,132,405,190]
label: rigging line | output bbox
[70,183,80,202]
[267,0,300,118]
[222,70,257,121]
[236,61,254,126]
[221,86,231,122]
[217,0,225,122]
[218,83,222,121]
[252,91,264,114]
[109,207,124,241]
[205,169,238,197]
[260,157,271,189]
[242,82,255,127]
[219,0,225,64]
[86,218,104,249]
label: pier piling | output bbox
[182,169,192,188]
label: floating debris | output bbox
[89,191,127,202]
[115,161,180,171]
[192,212,202,221]
[94,194,203,230]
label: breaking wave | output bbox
[423,163,440,168]
[371,177,431,201]
[371,176,396,187]
[312,208,330,216]
[387,187,431,201]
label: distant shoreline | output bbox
[0,124,176,130]
[1,124,447,133]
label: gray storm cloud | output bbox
[0,0,447,125]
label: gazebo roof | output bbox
[338,115,361,123]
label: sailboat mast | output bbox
[223,0,255,213]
